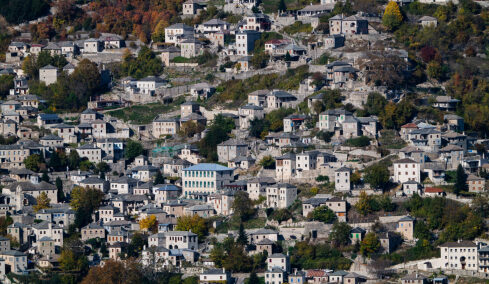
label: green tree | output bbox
[55,177,65,202]
[251,52,270,69]
[125,140,144,160]
[382,1,403,31]
[363,92,387,116]
[210,244,226,267]
[271,208,292,222]
[355,191,374,216]
[236,223,248,246]
[309,206,337,223]
[154,171,164,184]
[250,118,268,138]
[360,232,380,257]
[232,191,255,221]
[284,51,291,61]
[69,59,102,108]
[0,74,14,99]
[198,114,235,160]
[95,162,110,174]
[454,164,467,195]
[71,186,104,228]
[259,155,275,169]
[41,172,50,182]
[427,61,444,81]
[248,271,260,284]
[24,154,43,172]
[363,163,390,190]
[68,150,80,170]
[80,160,94,171]
[278,0,286,12]
[329,222,352,247]
[48,151,63,171]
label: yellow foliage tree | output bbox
[152,19,168,43]
[382,1,403,31]
[176,214,207,238]
[34,192,51,212]
[139,215,158,233]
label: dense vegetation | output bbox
[210,65,309,107]
[198,114,235,161]
[119,47,164,79]
[289,242,352,270]
[107,96,185,124]
[250,108,295,138]
[0,0,50,24]
[24,56,104,112]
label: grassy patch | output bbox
[282,21,313,34]
[378,130,407,149]
[107,96,185,124]
[207,65,309,108]
[215,216,267,233]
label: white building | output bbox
[165,23,194,44]
[393,158,421,184]
[235,30,261,56]
[267,253,290,272]
[439,241,478,271]
[39,65,58,85]
[335,166,351,192]
[164,231,198,250]
[182,163,234,198]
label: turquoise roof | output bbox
[183,163,232,171]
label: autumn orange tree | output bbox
[82,259,147,284]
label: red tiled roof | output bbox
[401,123,418,128]
[307,270,326,277]
[425,187,444,193]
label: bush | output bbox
[344,136,371,147]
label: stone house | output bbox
[181,163,234,198]
[84,38,103,53]
[180,39,202,58]
[265,183,297,209]
[266,90,297,109]
[181,101,200,118]
[217,139,248,163]
[396,215,415,241]
[275,153,296,182]
[467,174,485,193]
[248,89,268,107]
[238,104,264,130]
[76,144,102,163]
[39,65,58,85]
[153,117,180,137]
[329,14,368,35]
[302,195,347,221]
